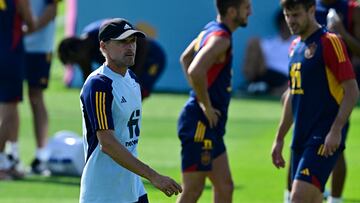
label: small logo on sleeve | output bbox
[121,96,127,103]
[300,168,310,176]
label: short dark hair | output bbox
[216,0,243,16]
[280,0,315,11]
[57,36,82,64]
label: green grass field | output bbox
[1,2,360,202]
[0,89,359,202]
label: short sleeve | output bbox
[81,74,114,131]
[321,33,355,82]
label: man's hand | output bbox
[199,104,221,128]
[323,128,341,157]
[149,173,183,197]
[271,138,285,169]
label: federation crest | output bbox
[201,150,211,166]
[304,42,317,59]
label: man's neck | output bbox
[217,16,236,32]
[300,22,321,41]
[106,62,127,76]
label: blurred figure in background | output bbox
[58,19,166,100]
[0,0,36,180]
[177,0,251,202]
[242,9,293,96]
[315,0,360,202]
[20,0,59,176]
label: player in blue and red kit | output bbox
[272,0,359,203]
[58,19,166,100]
[284,1,360,202]
[0,0,36,180]
[177,0,252,202]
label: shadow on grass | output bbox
[143,180,244,191]
[17,175,80,187]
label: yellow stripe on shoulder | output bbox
[194,31,206,52]
[326,34,346,63]
[0,0,7,10]
[325,66,344,105]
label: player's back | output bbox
[81,19,107,65]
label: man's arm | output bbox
[35,0,59,31]
[17,0,36,33]
[271,88,293,169]
[97,130,182,196]
[180,38,197,84]
[186,36,230,128]
[323,79,359,156]
[330,6,360,57]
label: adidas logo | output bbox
[300,168,310,176]
[124,24,131,30]
[121,96,127,103]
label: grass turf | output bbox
[0,91,359,203]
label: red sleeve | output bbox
[203,30,230,45]
[321,33,355,82]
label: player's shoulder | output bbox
[320,31,344,45]
[127,69,140,84]
[84,73,113,92]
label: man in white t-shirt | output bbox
[243,9,294,96]
[79,18,182,203]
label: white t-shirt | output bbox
[260,35,294,75]
[79,65,146,203]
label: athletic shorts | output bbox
[178,105,226,172]
[25,52,52,89]
[291,144,344,192]
[0,52,25,102]
[134,194,148,203]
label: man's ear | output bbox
[308,5,316,16]
[227,7,237,18]
[99,41,107,53]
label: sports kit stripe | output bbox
[95,91,108,129]
[327,35,346,62]
[194,121,206,142]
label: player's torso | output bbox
[80,66,145,202]
[24,0,56,52]
[110,71,142,153]
[190,21,233,113]
[0,0,23,53]
[289,29,341,147]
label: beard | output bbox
[233,13,248,28]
